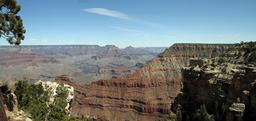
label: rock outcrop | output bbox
[0,81,32,121]
[58,43,234,121]
[171,42,256,121]
[0,91,8,121]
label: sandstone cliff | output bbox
[57,43,234,121]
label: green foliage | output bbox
[47,84,70,121]
[0,0,25,45]
[15,80,50,120]
[14,80,92,121]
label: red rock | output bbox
[56,44,234,121]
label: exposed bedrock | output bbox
[0,91,8,121]
[171,57,256,120]
[57,43,234,121]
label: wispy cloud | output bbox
[82,8,132,20]
[82,7,163,29]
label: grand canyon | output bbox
[1,0,255,121]
[56,43,234,121]
[1,42,256,121]
[0,45,165,83]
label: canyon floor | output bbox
[0,45,165,83]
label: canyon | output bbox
[56,43,234,121]
[0,45,165,83]
[1,43,244,121]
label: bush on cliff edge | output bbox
[14,80,92,121]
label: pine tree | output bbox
[0,0,25,45]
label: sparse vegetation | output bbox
[15,80,51,120]
[14,80,92,121]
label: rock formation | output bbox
[0,91,8,121]
[0,80,32,121]
[171,42,256,121]
[57,43,234,121]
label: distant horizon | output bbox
[0,44,168,48]
[0,41,244,48]
[1,0,256,47]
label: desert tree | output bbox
[0,0,25,45]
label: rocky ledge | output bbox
[171,42,256,121]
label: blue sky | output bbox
[1,0,256,47]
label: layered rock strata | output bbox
[57,44,234,121]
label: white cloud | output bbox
[82,8,132,20]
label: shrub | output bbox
[14,80,92,121]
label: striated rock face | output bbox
[58,44,234,121]
[171,42,256,121]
